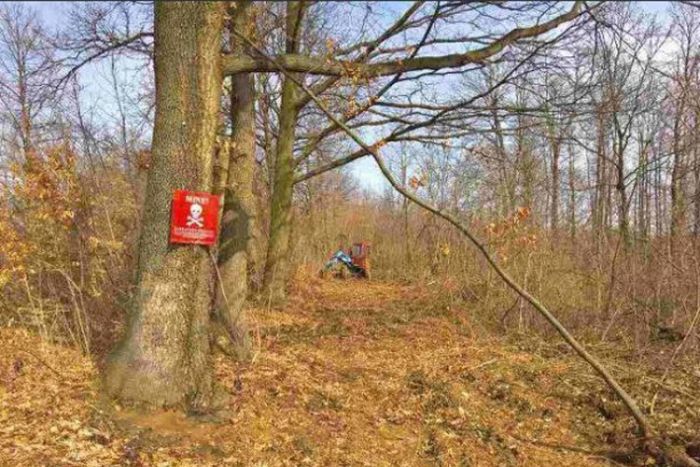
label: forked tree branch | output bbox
[222,2,584,77]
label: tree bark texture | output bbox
[216,1,259,359]
[262,1,304,305]
[104,1,225,410]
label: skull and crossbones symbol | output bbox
[186,202,204,228]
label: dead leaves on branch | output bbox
[483,206,538,263]
[320,40,375,118]
[409,174,425,190]
[0,143,137,352]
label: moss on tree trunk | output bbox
[104,1,225,410]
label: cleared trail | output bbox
[0,277,676,465]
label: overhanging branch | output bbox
[222,2,584,77]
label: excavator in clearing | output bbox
[320,242,371,279]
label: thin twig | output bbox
[9,346,65,380]
[510,434,630,467]
[468,358,498,371]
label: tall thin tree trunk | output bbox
[104,2,225,410]
[262,78,299,304]
[694,115,700,238]
[593,108,607,249]
[616,155,630,247]
[18,67,31,156]
[636,134,643,239]
[262,1,304,304]
[611,113,630,248]
[400,154,411,263]
[551,139,560,233]
[568,143,576,242]
[603,172,610,233]
[216,1,259,359]
[671,103,686,252]
[490,93,514,216]
[17,63,35,168]
[655,151,664,236]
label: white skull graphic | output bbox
[186,202,204,227]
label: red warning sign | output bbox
[169,189,220,245]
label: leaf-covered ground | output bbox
[1,277,698,466]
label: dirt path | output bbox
[0,279,634,466]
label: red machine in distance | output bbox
[321,241,371,279]
[350,242,370,277]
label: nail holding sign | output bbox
[170,189,220,245]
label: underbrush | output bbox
[293,199,700,359]
[0,147,139,357]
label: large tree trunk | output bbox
[262,1,304,305]
[104,2,225,410]
[216,1,259,360]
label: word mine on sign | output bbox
[169,189,220,245]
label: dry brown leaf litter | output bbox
[1,276,698,466]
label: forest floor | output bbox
[1,274,698,466]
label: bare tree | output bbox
[0,3,59,161]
